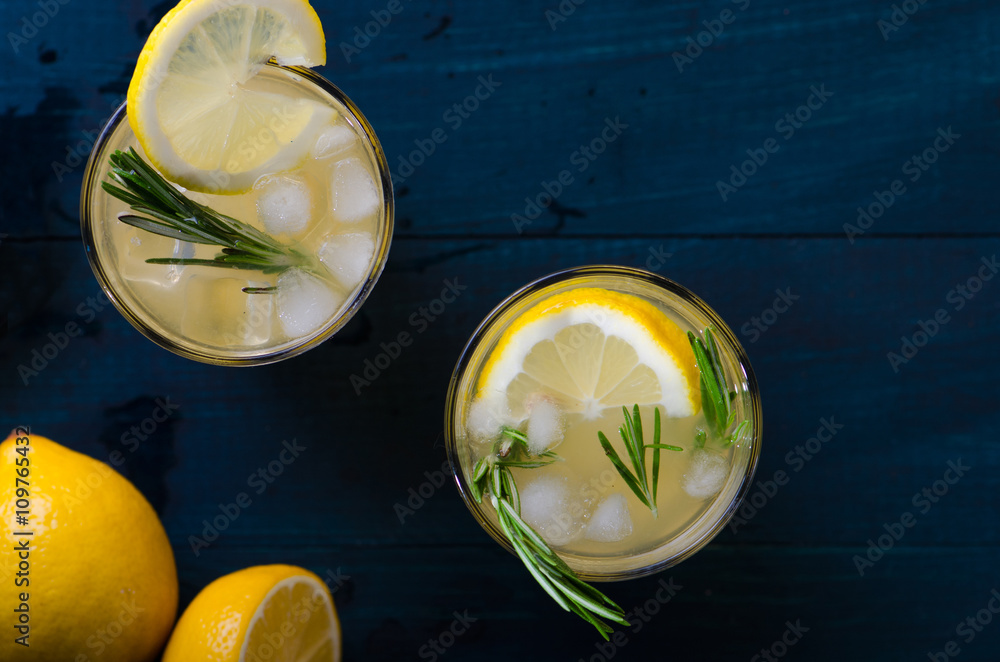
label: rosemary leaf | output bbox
[500,468,520,515]
[501,426,530,446]
[597,431,653,511]
[151,212,234,246]
[145,258,274,271]
[116,215,211,244]
[646,443,684,452]
[651,407,661,504]
[618,408,645,493]
[472,457,490,482]
[705,328,725,386]
[694,428,707,449]
[102,181,148,208]
[496,459,560,469]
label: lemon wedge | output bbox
[477,288,701,420]
[127,0,329,193]
[163,564,341,662]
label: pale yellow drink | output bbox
[82,64,392,364]
[503,406,734,558]
[445,267,761,581]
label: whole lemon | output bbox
[0,431,178,661]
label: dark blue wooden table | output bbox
[3,0,1000,659]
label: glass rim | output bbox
[443,264,763,582]
[79,63,394,366]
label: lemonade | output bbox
[80,0,392,364]
[445,266,761,634]
[501,408,738,558]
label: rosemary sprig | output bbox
[688,327,733,438]
[470,427,629,640]
[597,405,682,518]
[102,148,320,282]
[688,327,753,446]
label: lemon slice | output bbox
[477,288,701,420]
[163,564,341,662]
[128,0,329,193]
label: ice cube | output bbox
[181,276,273,347]
[519,470,589,546]
[318,232,376,289]
[525,395,564,454]
[682,450,729,499]
[276,268,344,338]
[255,174,312,236]
[584,493,633,543]
[466,392,513,442]
[331,157,380,223]
[312,124,356,160]
[120,228,193,289]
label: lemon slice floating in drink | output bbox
[163,564,342,662]
[477,288,702,420]
[128,0,330,193]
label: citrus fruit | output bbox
[477,288,701,420]
[162,564,341,662]
[127,0,329,193]
[0,432,177,661]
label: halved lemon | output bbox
[128,0,329,193]
[162,564,341,662]
[477,288,701,420]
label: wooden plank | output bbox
[2,0,999,237]
[4,237,998,549]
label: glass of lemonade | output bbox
[81,63,393,365]
[445,266,762,582]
